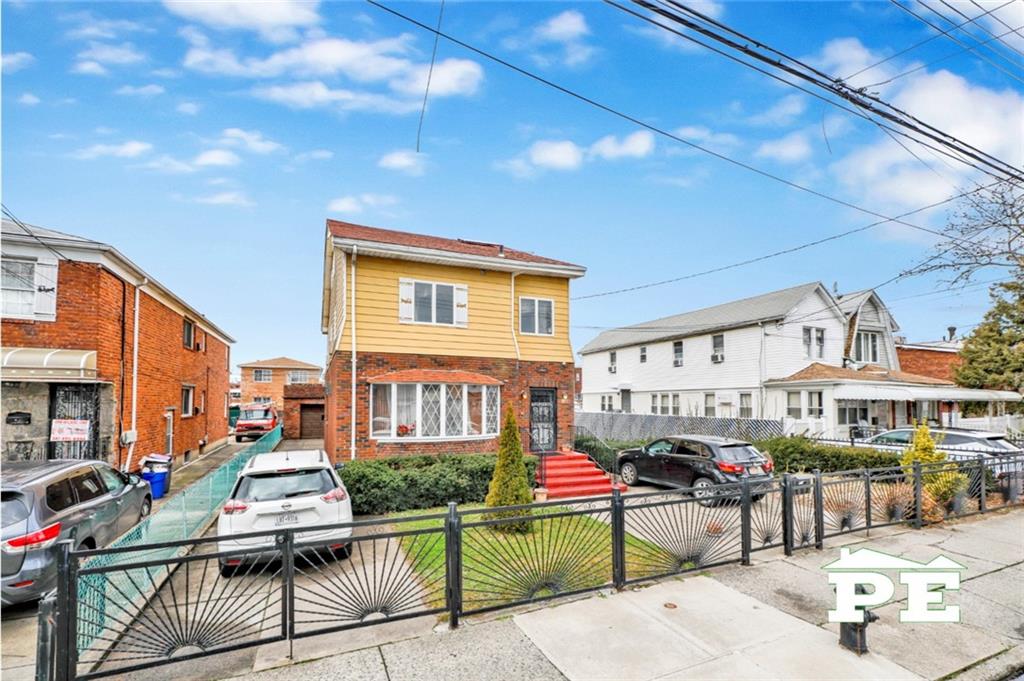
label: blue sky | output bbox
[3,1,1022,374]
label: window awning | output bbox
[367,369,503,385]
[832,383,1021,402]
[1,347,99,382]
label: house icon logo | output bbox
[823,547,967,623]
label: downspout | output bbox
[758,321,766,418]
[350,245,358,461]
[510,272,521,360]
[123,277,147,472]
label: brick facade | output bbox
[239,366,289,408]
[324,351,575,461]
[2,260,231,469]
[896,347,962,382]
[283,383,325,439]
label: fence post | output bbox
[52,541,72,681]
[782,474,794,556]
[913,461,923,529]
[444,502,462,629]
[36,594,57,681]
[863,468,872,533]
[813,469,824,550]
[611,488,626,588]
[65,543,79,680]
[977,455,987,514]
[740,480,752,566]
[280,530,294,649]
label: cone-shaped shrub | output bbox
[484,406,534,532]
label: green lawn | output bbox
[392,504,687,612]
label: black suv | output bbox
[617,435,774,502]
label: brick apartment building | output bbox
[1,220,234,469]
[238,357,322,409]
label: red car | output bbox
[234,404,280,442]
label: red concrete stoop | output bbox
[537,452,627,499]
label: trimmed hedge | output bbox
[754,436,901,473]
[338,453,538,515]
[573,434,647,472]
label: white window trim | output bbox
[181,385,195,419]
[673,340,684,368]
[402,278,465,328]
[370,383,500,442]
[518,296,555,336]
[855,331,880,363]
[2,255,57,322]
[639,346,647,363]
[253,369,273,383]
[803,326,826,359]
[287,370,312,385]
[1,257,36,320]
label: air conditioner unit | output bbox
[711,353,725,364]
[608,366,617,374]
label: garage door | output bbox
[300,404,324,439]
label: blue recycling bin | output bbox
[141,470,168,499]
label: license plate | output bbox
[275,512,299,526]
[748,466,763,475]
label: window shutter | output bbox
[398,279,414,323]
[454,284,469,327]
[33,260,58,319]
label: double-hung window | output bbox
[253,369,272,383]
[639,346,647,363]
[609,351,617,372]
[181,385,195,417]
[400,278,467,327]
[660,394,670,415]
[673,341,683,367]
[739,393,752,418]
[786,392,802,419]
[371,383,500,439]
[671,394,680,416]
[2,260,35,317]
[803,327,826,358]
[651,394,658,414]
[287,370,311,384]
[183,319,195,350]
[704,393,716,417]
[520,297,554,335]
[712,334,725,361]
[854,331,880,363]
[808,391,824,418]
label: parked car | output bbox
[1,460,152,605]
[857,428,1022,459]
[617,435,774,504]
[217,449,352,577]
[234,403,280,442]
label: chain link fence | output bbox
[575,411,784,443]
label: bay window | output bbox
[371,383,500,439]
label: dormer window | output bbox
[854,331,879,363]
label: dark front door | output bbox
[529,388,557,451]
[49,384,101,460]
[300,404,325,438]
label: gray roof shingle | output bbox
[578,282,827,355]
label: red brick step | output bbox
[536,452,626,499]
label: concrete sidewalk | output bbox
[231,508,1022,681]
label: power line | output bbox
[887,0,1024,86]
[970,0,1024,42]
[931,0,1024,62]
[370,0,998,257]
[842,0,1019,80]
[636,0,1023,181]
[415,0,446,153]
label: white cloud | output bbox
[116,84,165,96]
[748,94,807,126]
[809,37,899,91]
[378,149,426,175]
[528,140,584,170]
[327,193,399,214]
[219,128,283,153]
[510,10,596,68]
[193,149,241,167]
[294,149,333,162]
[78,41,145,65]
[388,58,483,97]
[2,51,35,73]
[151,67,181,78]
[673,125,741,152]
[176,101,200,115]
[72,60,108,76]
[589,131,655,160]
[195,191,254,207]
[251,81,420,114]
[63,12,151,40]
[72,140,153,159]
[139,155,196,173]
[755,131,812,163]
[163,0,320,43]
[17,93,40,106]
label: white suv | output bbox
[217,449,353,577]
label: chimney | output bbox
[947,325,956,341]
[498,244,505,257]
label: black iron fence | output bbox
[42,453,1024,681]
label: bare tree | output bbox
[911,179,1023,285]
